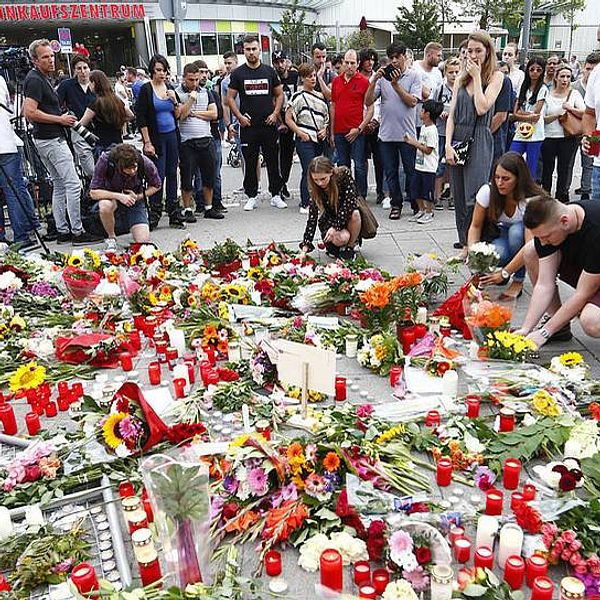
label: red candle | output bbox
[436,457,453,487]
[485,489,504,516]
[510,492,524,512]
[264,550,282,577]
[359,585,377,599]
[335,376,347,402]
[449,526,465,545]
[522,483,536,501]
[119,481,135,498]
[474,546,494,570]
[133,313,145,330]
[206,370,220,387]
[425,410,441,427]
[25,412,41,435]
[499,408,515,432]
[57,380,69,398]
[504,555,525,590]
[173,378,186,399]
[185,361,196,385]
[57,396,70,412]
[454,537,472,563]
[526,555,548,588]
[129,331,142,351]
[155,340,168,357]
[139,559,162,587]
[141,489,154,523]
[256,421,272,441]
[401,327,416,354]
[503,458,521,490]
[372,569,389,595]
[531,576,554,600]
[44,401,58,418]
[148,362,161,386]
[34,402,44,416]
[200,360,212,386]
[354,561,370,585]
[466,394,481,418]
[71,382,84,398]
[120,352,134,372]
[389,365,403,387]
[249,250,260,267]
[0,403,17,435]
[413,324,427,339]
[0,575,10,592]
[166,347,178,368]
[320,549,343,592]
[205,345,216,366]
[70,563,99,596]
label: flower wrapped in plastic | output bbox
[61,266,101,301]
[467,242,500,276]
[463,287,513,346]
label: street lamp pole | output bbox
[521,0,533,63]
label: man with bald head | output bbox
[330,48,373,197]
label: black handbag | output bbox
[450,97,482,166]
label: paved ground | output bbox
[42,143,600,375]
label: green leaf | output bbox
[462,583,488,597]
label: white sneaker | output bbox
[299,206,310,214]
[417,212,434,224]
[244,197,259,211]
[270,195,288,209]
[408,211,424,222]
[382,197,392,210]
[104,237,119,252]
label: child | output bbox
[405,99,444,224]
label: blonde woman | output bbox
[445,30,504,253]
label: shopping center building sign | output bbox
[0,3,147,21]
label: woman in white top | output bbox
[541,64,585,203]
[468,152,544,298]
[510,57,547,179]
[502,43,524,95]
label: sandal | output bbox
[389,208,401,220]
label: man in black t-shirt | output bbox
[227,35,285,211]
[23,38,101,246]
[516,196,600,348]
[272,50,299,201]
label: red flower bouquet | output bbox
[62,266,101,301]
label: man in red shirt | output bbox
[331,49,373,197]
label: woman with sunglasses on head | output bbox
[510,56,547,178]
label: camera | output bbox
[71,121,99,146]
[383,64,398,81]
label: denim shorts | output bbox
[115,199,149,230]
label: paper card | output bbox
[187,442,230,457]
[275,339,336,396]
[228,304,275,321]
[307,316,340,330]
[404,365,445,394]
[374,396,442,421]
[142,388,177,421]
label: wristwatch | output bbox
[501,269,510,282]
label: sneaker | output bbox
[434,199,445,211]
[194,205,205,215]
[441,187,451,200]
[338,246,356,261]
[382,197,392,210]
[581,193,590,201]
[299,206,310,215]
[408,211,425,222]
[204,208,225,220]
[213,202,228,213]
[72,231,103,246]
[244,197,259,211]
[183,209,197,223]
[281,186,291,200]
[417,212,434,224]
[104,238,119,253]
[453,242,464,250]
[168,215,186,229]
[270,195,288,209]
[447,198,455,210]
[56,232,72,245]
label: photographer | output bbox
[0,73,40,249]
[90,143,160,251]
[23,38,101,246]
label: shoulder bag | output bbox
[558,90,583,137]
[357,196,379,239]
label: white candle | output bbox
[345,335,358,358]
[172,362,190,392]
[228,341,242,362]
[475,515,499,549]
[497,523,523,568]
[416,307,428,324]
[241,404,251,433]
[168,328,186,357]
[0,507,13,540]
[564,439,582,459]
[442,369,458,399]
[25,504,45,527]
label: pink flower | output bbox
[247,467,268,496]
[570,552,583,566]
[549,549,561,564]
[389,530,414,564]
[541,523,558,537]
[562,549,573,561]
[403,566,429,592]
[543,535,554,549]
[562,530,577,544]
[575,563,589,575]
[356,404,374,418]
[553,540,565,554]
[587,555,600,576]
[570,540,583,552]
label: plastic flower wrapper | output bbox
[292,282,332,313]
[467,242,500,275]
[549,352,588,381]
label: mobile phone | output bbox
[383,64,396,81]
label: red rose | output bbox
[559,472,577,492]
[367,537,386,562]
[24,465,42,482]
[217,367,240,382]
[222,502,239,520]
[514,502,543,534]
[415,546,432,565]
[408,502,430,514]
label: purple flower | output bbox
[403,566,429,592]
[356,404,374,418]
[247,467,268,496]
[223,475,239,495]
[52,559,74,574]
[272,482,298,508]
[118,416,143,441]
[29,282,61,298]
[474,465,497,491]
[210,496,225,520]
[323,472,339,492]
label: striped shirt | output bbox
[287,89,329,143]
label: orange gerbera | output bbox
[590,402,600,421]
[286,442,305,462]
[202,325,219,346]
[323,451,341,472]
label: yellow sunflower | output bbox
[84,249,101,269]
[9,362,47,392]
[0,323,9,340]
[67,255,83,268]
[247,267,265,281]
[559,352,584,367]
[102,412,128,449]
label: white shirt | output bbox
[415,124,438,173]
[476,184,526,224]
[513,86,548,143]
[0,75,22,154]
[413,61,443,127]
[114,81,129,107]
[585,64,600,167]
[508,68,524,96]
[544,89,584,138]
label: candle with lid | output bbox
[499,407,516,432]
[70,562,99,595]
[560,576,585,600]
[264,550,282,577]
[431,565,454,600]
[122,496,148,533]
[372,569,389,595]
[131,528,162,587]
[466,394,481,418]
[475,515,499,549]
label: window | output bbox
[201,34,217,55]
[166,33,184,56]
[218,33,233,54]
[185,33,202,56]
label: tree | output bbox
[455,0,530,32]
[345,29,375,51]
[395,0,441,52]
[271,0,321,63]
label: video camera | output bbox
[0,47,32,83]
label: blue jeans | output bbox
[296,138,326,208]
[592,166,600,200]
[509,140,543,179]
[334,133,367,197]
[194,138,223,209]
[379,141,416,208]
[493,221,525,281]
[150,129,179,216]
[0,152,40,243]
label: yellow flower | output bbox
[9,315,26,331]
[148,292,159,306]
[247,267,265,281]
[102,412,127,449]
[9,361,47,392]
[0,323,9,340]
[376,424,406,444]
[532,390,562,417]
[218,302,230,320]
[559,352,584,367]
[67,255,83,268]
[84,249,101,269]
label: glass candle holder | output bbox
[320,549,343,592]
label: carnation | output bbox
[382,579,419,600]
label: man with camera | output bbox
[23,39,101,246]
[57,54,96,178]
[90,143,160,251]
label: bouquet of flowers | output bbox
[61,267,101,301]
[456,568,522,599]
[484,330,536,361]
[464,290,512,346]
[406,253,451,300]
[1,442,61,492]
[357,333,402,376]
[584,129,600,156]
[467,242,500,276]
[203,238,243,275]
[550,352,589,381]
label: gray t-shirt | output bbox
[176,85,213,142]
[374,68,422,142]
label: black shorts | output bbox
[411,171,435,203]
[179,138,216,192]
